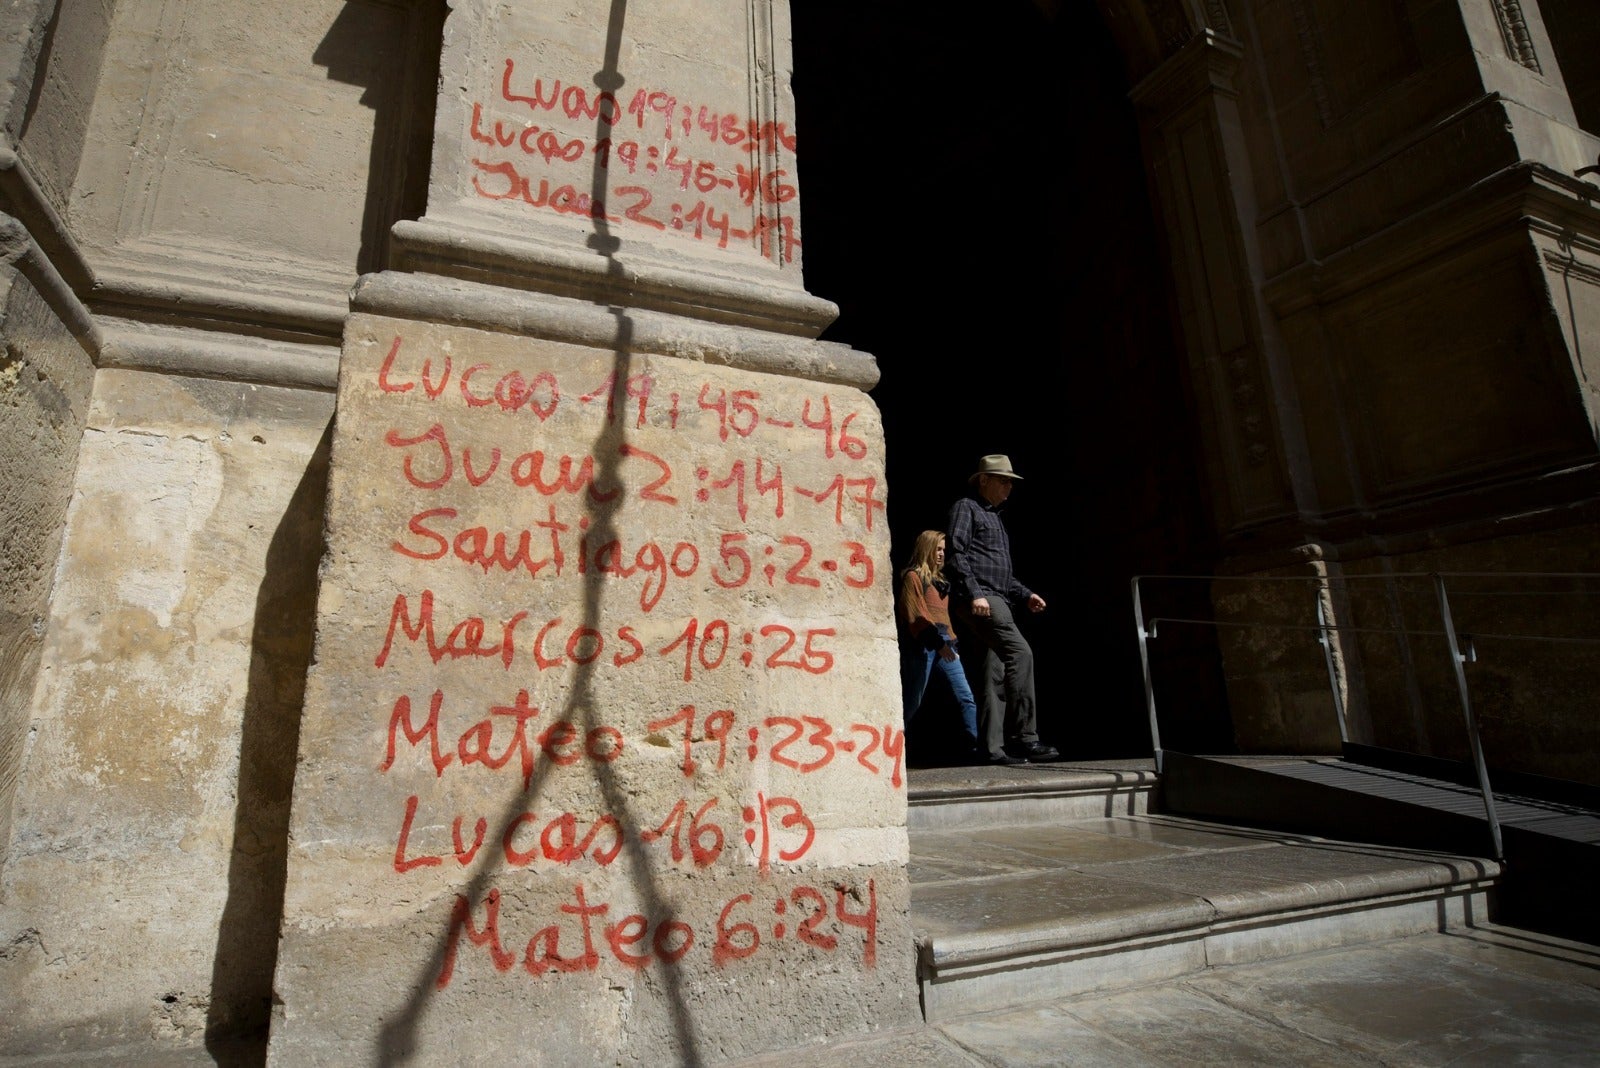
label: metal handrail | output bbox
[1132,576,1161,774]
[1130,571,1600,861]
[1316,596,1350,745]
[1144,617,1600,646]
[1434,575,1503,858]
[1146,617,1450,638]
[1134,571,1600,581]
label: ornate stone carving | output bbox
[1287,0,1335,126]
[1145,0,1193,55]
[1491,0,1542,73]
[1204,0,1235,39]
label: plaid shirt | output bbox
[945,493,1033,607]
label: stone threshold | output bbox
[908,759,1159,831]
[911,814,1500,1021]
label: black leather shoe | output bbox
[983,752,1029,766]
[1015,742,1059,761]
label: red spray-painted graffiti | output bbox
[433,876,877,988]
[377,337,869,461]
[460,58,802,262]
[349,325,894,983]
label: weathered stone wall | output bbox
[10,0,115,215]
[0,0,111,860]
[0,0,50,135]
[1276,228,1595,516]
[0,0,435,1044]
[1208,518,1600,788]
[0,368,331,1056]
[1337,526,1600,789]
[0,259,94,867]
[1209,564,1348,756]
[269,311,914,1063]
[69,0,436,323]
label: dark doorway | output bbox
[791,0,1231,763]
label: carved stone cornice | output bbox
[1129,29,1243,115]
[1219,470,1600,574]
[1203,0,1235,40]
[1146,0,1194,54]
[0,145,99,357]
[1262,162,1600,315]
[87,258,348,345]
[0,213,100,359]
[0,138,352,385]
[351,269,877,390]
[96,318,339,391]
[389,213,840,338]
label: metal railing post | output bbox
[1132,576,1164,774]
[1432,573,1504,860]
[1315,590,1351,745]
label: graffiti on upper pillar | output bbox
[353,329,893,987]
[464,58,802,262]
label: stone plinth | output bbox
[268,312,916,1064]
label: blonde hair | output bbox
[906,530,946,587]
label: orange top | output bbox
[899,570,953,647]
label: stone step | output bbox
[908,806,1499,1021]
[1160,750,1600,943]
[907,759,1159,832]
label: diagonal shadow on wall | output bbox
[371,0,705,1062]
[311,0,445,277]
[205,423,332,1066]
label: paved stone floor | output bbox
[5,924,1595,1065]
[741,924,1600,1066]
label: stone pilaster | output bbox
[267,3,917,1062]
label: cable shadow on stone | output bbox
[374,1,705,1062]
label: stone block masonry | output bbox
[268,315,917,1064]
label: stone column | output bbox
[268,2,917,1062]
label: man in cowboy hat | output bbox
[945,454,1059,766]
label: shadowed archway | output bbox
[791,0,1231,763]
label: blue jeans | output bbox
[902,637,980,746]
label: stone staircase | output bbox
[906,760,1502,1022]
[1160,750,1600,943]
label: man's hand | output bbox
[1027,593,1046,613]
[938,644,959,662]
[971,596,991,618]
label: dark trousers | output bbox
[963,598,1039,758]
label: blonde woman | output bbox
[898,530,980,757]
